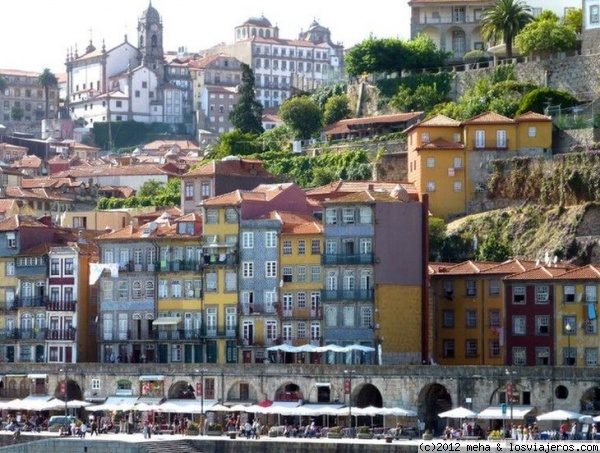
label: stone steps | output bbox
[139,439,202,453]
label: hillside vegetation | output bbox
[445,203,595,263]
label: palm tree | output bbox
[480,0,533,59]
[38,68,58,119]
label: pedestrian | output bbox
[592,423,597,441]
[90,419,98,436]
[245,420,252,439]
[80,422,88,438]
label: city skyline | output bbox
[1,0,580,75]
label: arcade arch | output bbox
[418,383,452,434]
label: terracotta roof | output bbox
[269,211,323,234]
[431,260,499,275]
[142,140,201,153]
[13,155,42,169]
[306,180,418,199]
[0,215,48,231]
[98,217,201,241]
[480,259,539,275]
[321,188,411,204]
[206,85,237,95]
[428,262,458,274]
[514,111,552,122]
[5,186,73,202]
[53,164,177,178]
[0,199,16,214]
[262,113,281,123]
[462,111,515,125]
[503,266,571,280]
[558,265,600,280]
[324,112,423,135]
[0,69,41,77]
[417,137,464,150]
[252,183,296,201]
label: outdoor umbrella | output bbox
[537,410,585,421]
[438,407,478,419]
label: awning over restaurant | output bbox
[27,374,47,379]
[477,405,535,420]
[152,317,181,326]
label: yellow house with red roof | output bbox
[406,111,552,219]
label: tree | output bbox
[515,11,576,57]
[428,217,447,261]
[229,63,264,135]
[0,75,7,94]
[323,94,351,125]
[480,0,533,59]
[278,96,323,140]
[38,68,58,119]
[563,8,583,34]
[516,87,579,115]
[391,84,449,114]
[209,130,261,160]
[137,180,164,198]
[476,234,511,261]
[10,106,23,121]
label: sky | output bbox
[2,0,581,75]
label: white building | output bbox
[65,2,184,130]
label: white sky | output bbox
[2,0,581,75]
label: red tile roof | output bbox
[324,112,423,135]
[558,265,600,280]
[0,215,49,231]
[417,137,465,150]
[183,157,272,178]
[514,111,552,122]
[306,180,418,200]
[462,111,515,125]
[503,266,572,280]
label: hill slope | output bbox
[445,203,598,263]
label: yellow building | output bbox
[272,211,323,363]
[406,111,552,219]
[429,259,536,365]
[554,265,600,368]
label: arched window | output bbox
[145,280,154,299]
[452,30,466,56]
[151,34,157,47]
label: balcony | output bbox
[280,308,321,319]
[322,253,374,265]
[202,253,237,267]
[16,328,47,340]
[157,260,202,272]
[101,330,131,341]
[0,301,17,312]
[46,329,75,341]
[15,264,47,277]
[47,300,77,312]
[321,289,374,301]
[0,329,17,340]
[15,296,47,308]
[473,139,510,151]
[240,303,272,315]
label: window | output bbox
[201,182,210,198]
[443,340,455,358]
[489,340,500,358]
[310,266,321,282]
[513,347,526,366]
[6,232,16,248]
[342,208,355,224]
[536,285,549,303]
[466,309,477,328]
[453,181,462,192]
[325,209,337,225]
[585,348,598,366]
[242,232,254,248]
[118,281,128,300]
[205,209,218,224]
[360,307,372,328]
[496,130,507,148]
[586,285,597,302]
[465,339,477,357]
[585,318,598,334]
[225,208,237,223]
[591,5,600,24]
[311,239,321,254]
[422,132,430,143]
[466,279,476,297]
[297,266,306,282]
[475,130,485,148]
[51,259,60,276]
[91,379,101,390]
[265,232,277,248]
[242,262,254,278]
[206,272,217,292]
[6,262,14,276]
[297,322,306,339]
[528,126,537,137]
[426,157,435,168]
[171,280,182,298]
[296,239,306,255]
[489,279,500,296]
[564,346,576,366]
[283,240,292,255]
[513,315,526,335]
[513,286,526,303]
[563,285,575,303]
[358,207,372,224]
[426,181,436,192]
[563,316,576,334]
[536,347,550,365]
[265,261,277,278]
[443,310,454,328]
[325,306,338,327]
[343,306,355,327]
[453,157,463,169]
[184,182,194,200]
[282,267,293,283]
[536,315,550,334]
[297,292,306,309]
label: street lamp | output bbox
[59,368,68,430]
[344,369,356,437]
[565,323,572,366]
[505,368,517,439]
[196,368,208,434]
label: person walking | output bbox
[80,422,88,438]
[90,419,98,436]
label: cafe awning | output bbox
[139,375,165,381]
[477,405,535,420]
[27,374,48,379]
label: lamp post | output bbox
[59,368,68,430]
[196,368,207,434]
[505,368,517,439]
[344,369,355,437]
[565,322,572,366]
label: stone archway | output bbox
[274,382,303,402]
[418,383,452,435]
[54,379,83,402]
[226,380,259,403]
[353,383,384,428]
[168,379,195,399]
[581,386,600,413]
